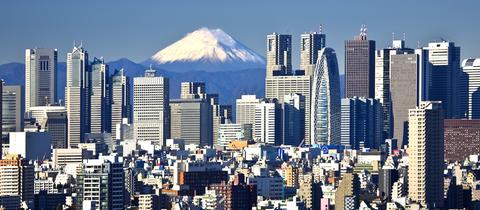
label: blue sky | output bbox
[1,0,479,73]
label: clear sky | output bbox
[1,0,479,73]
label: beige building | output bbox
[334,172,360,210]
[408,101,444,208]
[0,154,34,204]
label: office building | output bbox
[133,69,169,145]
[90,57,110,133]
[390,49,428,146]
[110,69,131,143]
[340,97,383,149]
[28,105,66,127]
[34,191,66,210]
[345,26,376,98]
[444,119,480,162]
[170,98,212,146]
[174,161,228,195]
[236,95,261,126]
[180,81,206,99]
[76,155,124,210]
[46,111,68,148]
[461,58,480,118]
[2,85,24,133]
[25,48,57,111]
[8,131,52,160]
[282,93,305,146]
[52,148,85,168]
[217,122,244,147]
[425,41,461,119]
[209,174,257,210]
[300,32,326,76]
[253,99,281,145]
[310,48,341,145]
[66,45,90,148]
[0,154,34,204]
[266,33,292,77]
[408,101,444,208]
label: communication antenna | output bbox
[403,32,406,41]
[319,24,324,34]
[392,32,395,41]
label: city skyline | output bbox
[1,1,480,73]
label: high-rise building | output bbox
[254,99,281,145]
[334,172,360,210]
[181,82,206,99]
[444,119,480,162]
[236,95,261,126]
[133,69,169,145]
[390,49,429,147]
[66,45,90,148]
[310,47,341,145]
[282,93,305,146]
[2,85,24,134]
[110,69,131,143]
[217,122,244,147]
[170,98,212,146]
[461,58,480,119]
[408,101,444,208]
[0,81,2,156]
[425,41,461,119]
[0,154,34,205]
[25,48,57,111]
[90,57,110,134]
[266,33,292,77]
[300,32,326,76]
[76,155,124,210]
[45,112,68,149]
[340,97,383,149]
[345,26,376,98]
[375,40,415,139]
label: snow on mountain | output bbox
[143,27,265,72]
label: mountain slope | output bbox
[143,27,265,72]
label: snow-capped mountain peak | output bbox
[144,27,265,72]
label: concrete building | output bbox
[52,148,85,168]
[254,99,281,145]
[180,81,206,99]
[408,101,444,208]
[444,119,480,162]
[170,98,212,146]
[266,33,292,77]
[390,49,429,147]
[340,97,383,149]
[334,173,360,210]
[425,41,461,119]
[110,69,131,143]
[76,155,124,210]
[66,45,90,148]
[461,58,480,119]
[28,105,66,127]
[90,57,110,134]
[46,111,68,148]
[133,69,169,145]
[25,48,57,111]
[310,48,341,145]
[8,131,52,160]
[344,26,376,98]
[0,154,34,205]
[282,93,305,146]
[300,32,326,76]
[217,122,244,147]
[2,85,24,134]
[138,194,161,210]
[236,95,261,126]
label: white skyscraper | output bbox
[90,57,109,134]
[236,95,261,126]
[408,101,444,208]
[310,48,341,145]
[253,99,281,145]
[66,45,90,148]
[461,58,480,119]
[133,69,169,145]
[25,48,57,111]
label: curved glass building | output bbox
[310,47,341,145]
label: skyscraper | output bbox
[408,101,444,208]
[390,50,428,146]
[340,97,383,149]
[282,93,305,146]
[345,26,376,98]
[66,45,90,148]
[170,98,212,146]
[425,41,461,119]
[266,33,292,77]
[253,99,281,145]
[25,48,57,111]
[461,58,480,119]
[236,95,261,126]
[46,111,68,149]
[310,47,341,145]
[180,82,206,99]
[133,69,169,145]
[300,32,326,76]
[2,85,24,134]
[90,57,110,134]
[110,69,131,143]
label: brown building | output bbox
[344,27,376,99]
[209,174,257,210]
[444,119,480,162]
[179,170,228,195]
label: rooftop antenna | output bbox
[403,32,406,41]
[392,32,395,41]
[417,41,421,49]
[319,24,324,34]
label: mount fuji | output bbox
[143,27,265,72]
